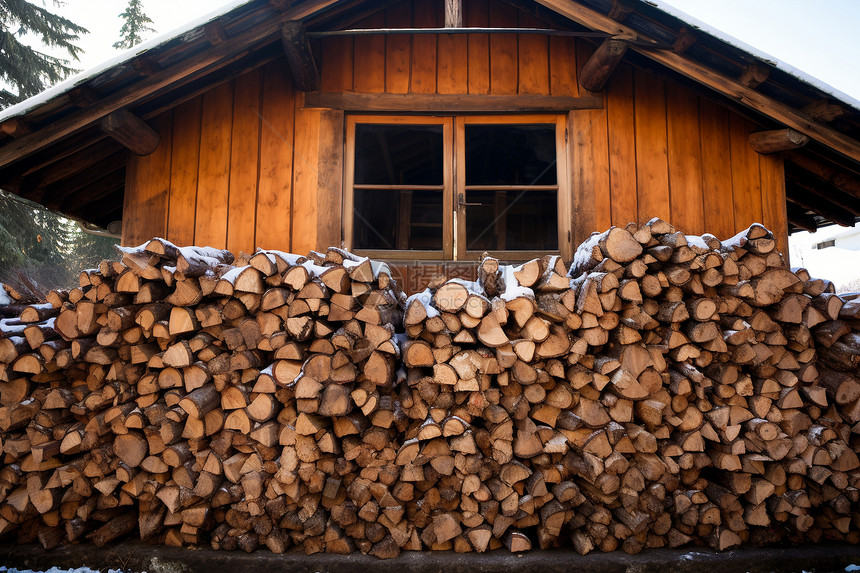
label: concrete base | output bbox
[1,542,859,573]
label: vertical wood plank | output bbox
[698,98,735,240]
[633,69,670,225]
[227,68,262,256]
[385,2,412,94]
[729,114,763,232]
[555,115,573,262]
[550,36,578,97]
[489,0,517,94]
[517,12,549,95]
[121,112,173,247]
[291,104,321,255]
[354,12,386,93]
[438,33,468,94]
[411,0,438,94]
[320,36,354,92]
[605,63,637,228]
[316,110,344,249]
[570,109,610,246]
[465,0,490,94]
[195,82,233,248]
[759,152,789,261]
[167,97,201,246]
[666,87,704,234]
[256,62,295,252]
[571,41,609,245]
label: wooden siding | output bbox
[124,0,788,262]
[571,56,788,256]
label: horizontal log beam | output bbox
[304,92,603,112]
[803,99,849,122]
[281,21,320,92]
[534,0,860,164]
[100,110,160,156]
[749,128,809,155]
[578,38,629,92]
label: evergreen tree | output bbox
[113,0,155,50]
[0,0,88,108]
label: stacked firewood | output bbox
[0,238,404,553]
[0,219,857,558]
[396,219,859,554]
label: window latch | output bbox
[457,194,481,207]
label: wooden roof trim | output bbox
[0,16,284,170]
[281,0,346,21]
[534,0,860,164]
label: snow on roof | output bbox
[646,0,860,114]
[2,0,859,126]
[0,0,254,122]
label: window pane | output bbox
[355,124,444,185]
[465,124,557,186]
[465,189,558,251]
[354,189,443,250]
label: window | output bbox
[344,115,569,260]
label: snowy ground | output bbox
[790,223,860,293]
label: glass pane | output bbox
[465,189,558,251]
[465,124,557,186]
[354,189,443,250]
[355,124,444,185]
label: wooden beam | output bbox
[19,148,127,202]
[281,21,320,92]
[100,110,160,156]
[68,85,100,108]
[578,39,629,92]
[43,162,125,211]
[445,0,463,27]
[786,185,856,227]
[0,118,31,138]
[786,151,860,198]
[672,27,696,54]
[803,99,848,122]
[303,92,604,112]
[533,0,860,164]
[738,64,769,89]
[786,203,817,233]
[132,56,161,77]
[786,167,860,216]
[281,0,345,21]
[204,20,228,45]
[749,128,809,155]
[607,0,633,22]
[0,14,284,169]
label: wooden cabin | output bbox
[1,0,859,293]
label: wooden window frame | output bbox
[343,113,570,262]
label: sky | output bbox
[26,0,860,103]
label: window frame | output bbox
[343,113,569,262]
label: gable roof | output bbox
[0,0,858,233]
